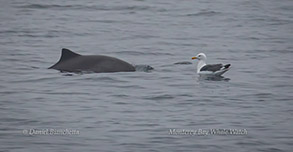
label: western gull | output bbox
[192,53,231,77]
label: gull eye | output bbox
[198,55,201,57]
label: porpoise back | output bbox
[49,48,135,73]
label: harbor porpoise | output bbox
[49,48,135,73]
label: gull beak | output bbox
[191,56,197,60]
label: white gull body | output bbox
[192,53,231,77]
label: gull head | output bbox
[192,53,207,61]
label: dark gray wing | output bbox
[200,64,223,72]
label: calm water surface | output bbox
[0,0,292,151]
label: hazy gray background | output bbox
[0,0,292,151]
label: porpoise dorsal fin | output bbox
[48,48,81,69]
[60,48,81,62]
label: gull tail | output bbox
[224,64,231,69]
[214,64,231,76]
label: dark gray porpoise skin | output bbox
[49,48,135,73]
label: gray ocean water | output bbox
[1,0,293,151]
